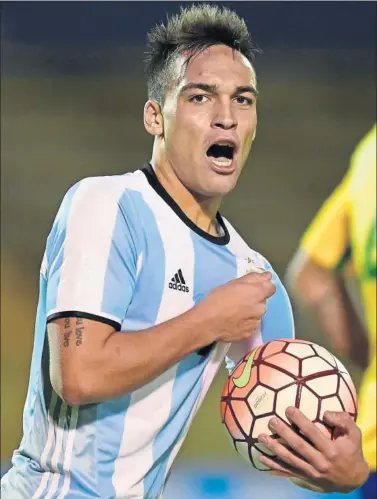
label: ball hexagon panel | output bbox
[254,441,275,457]
[275,384,297,423]
[298,386,320,421]
[259,364,295,389]
[266,353,300,377]
[306,375,339,397]
[231,399,253,436]
[251,446,272,471]
[252,415,275,439]
[311,344,337,367]
[261,341,286,358]
[319,395,344,419]
[285,342,315,359]
[224,404,244,440]
[302,357,335,377]
[338,376,357,414]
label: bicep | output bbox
[47,316,115,391]
[288,251,340,304]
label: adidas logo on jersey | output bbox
[169,269,189,292]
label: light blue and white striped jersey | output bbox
[1,165,295,499]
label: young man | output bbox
[2,5,369,498]
[287,124,376,499]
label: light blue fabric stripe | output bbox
[22,275,48,437]
[261,260,295,342]
[145,234,238,498]
[100,190,139,323]
[46,181,81,314]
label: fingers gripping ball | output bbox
[220,339,358,473]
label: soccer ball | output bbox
[220,339,358,472]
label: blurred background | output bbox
[1,1,375,498]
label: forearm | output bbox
[54,306,217,404]
[310,277,369,369]
[288,257,369,369]
[96,310,215,399]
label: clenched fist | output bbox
[199,271,276,344]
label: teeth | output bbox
[211,158,233,167]
[217,142,234,147]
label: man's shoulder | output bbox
[52,170,150,235]
[66,170,148,202]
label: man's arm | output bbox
[48,311,214,405]
[48,272,276,405]
[286,172,369,370]
[286,251,369,369]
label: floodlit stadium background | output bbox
[1,2,375,498]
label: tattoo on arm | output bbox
[62,317,84,347]
[75,317,84,346]
[63,318,72,347]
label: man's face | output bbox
[161,44,258,198]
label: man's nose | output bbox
[211,104,238,130]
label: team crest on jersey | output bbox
[245,256,266,275]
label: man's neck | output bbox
[149,158,222,237]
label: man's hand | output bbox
[199,271,276,344]
[257,407,370,493]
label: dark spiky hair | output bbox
[144,4,260,104]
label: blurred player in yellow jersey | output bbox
[287,124,376,499]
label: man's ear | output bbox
[144,100,164,136]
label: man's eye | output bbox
[234,96,254,106]
[189,95,209,103]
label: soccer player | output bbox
[1,5,369,498]
[287,124,376,499]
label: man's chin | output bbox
[199,174,239,198]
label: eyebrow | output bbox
[179,82,259,98]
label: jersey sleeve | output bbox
[45,178,139,330]
[225,260,295,374]
[300,174,352,271]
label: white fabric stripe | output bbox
[112,185,196,498]
[31,391,58,498]
[41,251,48,278]
[44,403,68,499]
[56,406,80,499]
[31,473,51,499]
[136,253,143,278]
[224,225,263,368]
[54,177,130,317]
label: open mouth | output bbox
[206,143,235,167]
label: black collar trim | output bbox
[141,163,230,246]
